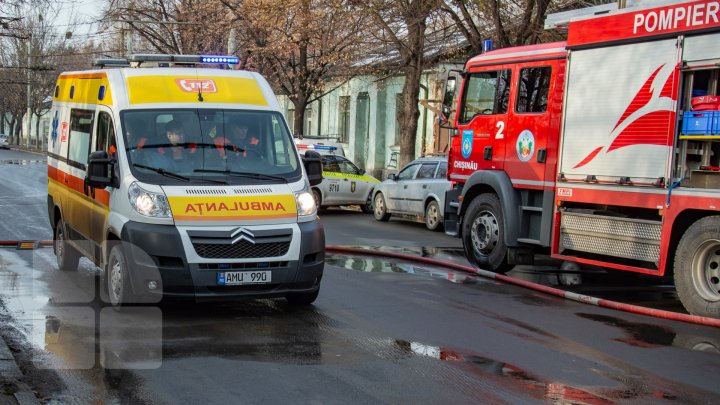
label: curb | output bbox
[0,336,40,405]
[7,146,47,157]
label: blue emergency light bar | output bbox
[201,56,239,64]
[312,145,337,150]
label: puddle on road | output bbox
[577,313,720,354]
[326,251,487,285]
[390,338,679,404]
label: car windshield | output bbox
[121,109,301,185]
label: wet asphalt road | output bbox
[1,148,720,404]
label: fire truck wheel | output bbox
[674,216,720,318]
[425,200,442,231]
[54,218,80,272]
[374,192,391,221]
[107,243,136,308]
[462,194,513,274]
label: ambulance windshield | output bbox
[121,109,302,184]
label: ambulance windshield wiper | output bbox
[194,169,287,183]
[133,164,190,181]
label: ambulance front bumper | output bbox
[119,220,325,301]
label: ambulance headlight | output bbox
[295,190,316,217]
[128,182,172,218]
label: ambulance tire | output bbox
[107,243,136,309]
[425,200,442,231]
[462,194,513,274]
[673,216,720,318]
[55,218,80,272]
[361,193,374,214]
[374,192,391,221]
[286,289,319,306]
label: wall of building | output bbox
[278,63,459,179]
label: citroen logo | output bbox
[230,227,255,245]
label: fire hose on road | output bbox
[1,239,718,328]
[326,245,720,329]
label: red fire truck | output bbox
[441,0,720,318]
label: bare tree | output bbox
[356,0,442,168]
[222,0,370,136]
[102,0,233,55]
[441,0,617,53]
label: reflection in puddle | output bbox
[392,339,677,404]
[577,313,720,354]
[0,159,45,165]
[326,253,485,285]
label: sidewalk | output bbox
[0,336,40,405]
[8,146,47,156]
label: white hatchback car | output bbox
[311,154,379,213]
[372,156,450,231]
[0,134,9,149]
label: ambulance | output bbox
[47,54,325,307]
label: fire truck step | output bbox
[521,206,543,212]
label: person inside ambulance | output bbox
[124,119,151,165]
[228,121,261,157]
[144,120,196,173]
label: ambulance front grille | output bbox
[185,188,227,195]
[193,241,291,259]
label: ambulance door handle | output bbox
[343,178,348,181]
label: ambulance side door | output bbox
[64,108,95,254]
[89,107,117,247]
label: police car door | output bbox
[336,156,368,204]
[321,155,343,204]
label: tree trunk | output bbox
[35,116,41,150]
[292,98,308,137]
[397,17,427,168]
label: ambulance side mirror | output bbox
[303,150,323,186]
[86,150,115,189]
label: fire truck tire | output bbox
[374,192,391,221]
[54,218,80,272]
[425,200,442,231]
[674,216,720,318]
[107,243,136,308]
[462,194,513,274]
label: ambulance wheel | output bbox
[374,192,390,221]
[361,193,373,214]
[107,243,135,308]
[286,289,319,306]
[425,200,442,231]
[674,216,720,318]
[54,218,79,272]
[462,194,513,274]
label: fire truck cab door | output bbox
[504,63,559,186]
[456,69,512,172]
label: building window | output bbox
[338,96,350,142]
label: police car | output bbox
[297,144,378,213]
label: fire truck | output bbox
[440,0,720,318]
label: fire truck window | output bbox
[416,163,438,180]
[516,67,552,113]
[460,70,511,123]
[68,109,94,166]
